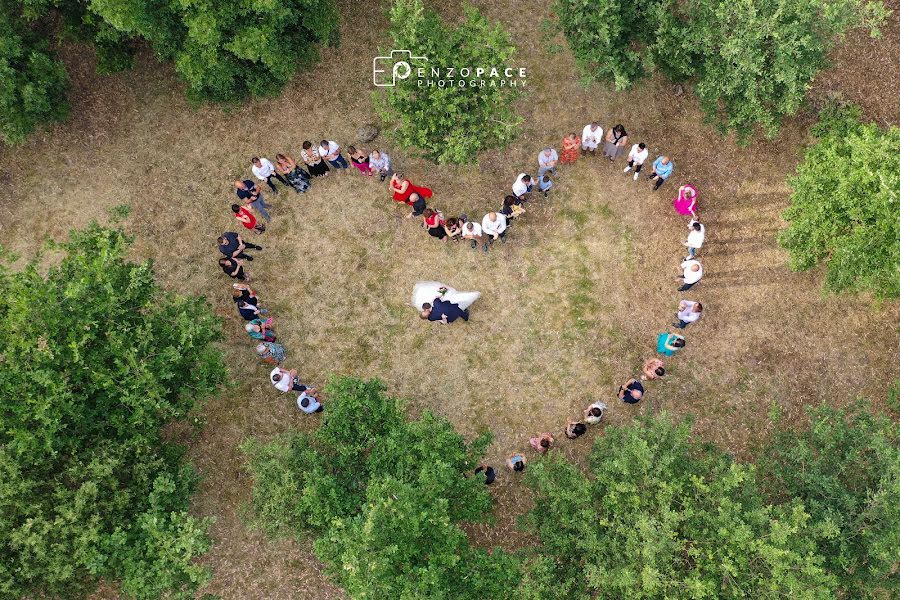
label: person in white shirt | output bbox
[673,300,703,329]
[678,259,703,291]
[684,219,705,259]
[581,122,603,156]
[297,388,324,414]
[537,147,558,177]
[369,149,392,181]
[480,212,507,252]
[623,142,649,181]
[270,366,305,393]
[512,173,533,199]
[583,401,607,425]
[251,156,288,193]
[462,220,482,250]
[319,140,349,170]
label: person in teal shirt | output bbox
[656,332,685,356]
[649,155,673,190]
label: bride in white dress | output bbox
[411,281,481,311]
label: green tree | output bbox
[76,0,340,104]
[758,400,900,598]
[376,0,521,164]
[522,414,836,599]
[554,0,888,141]
[0,223,226,599]
[553,0,668,90]
[243,376,518,598]
[779,103,900,297]
[0,1,69,144]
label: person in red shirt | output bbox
[422,208,447,241]
[231,204,265,234]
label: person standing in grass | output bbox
[219,257,249,281]
[648,155,673,190]
[641,358,666,380]
[674,183,699,218]
[538,174,553,197]
[255,342,285,365]
[481,212,508,252]
[583,401,607,424]
[237,299,266,321]
[623,142,648,181]
[581,122,602,156]
[529,432,554,453]
[500,195,524,222]
[444,216,463,241]
[319,139,349,170]
[252,156,288,193]
[507,453,527,472]
[673,300,703,329]
[369,149,393,181]
[603,124,628,161]
[462,220,483,250]
[512,173,533,200]
[656,332,685,356]
[231,204,265,234]
[231,282,259,305]
[347,146,373,176]
[234,179,273,222]
[537,147,559,177]
[270,366,305,393]
[301,141,330,177]
[275,153,311,193]
[246,317,276,341]
[617,378,644,404]
[298,388,324,414]
[560,132,581,164]
[683,219,705,259]
[218,231,261,261]
[678,258,703,291]
[422,208,447,241]
[565,421,588,439]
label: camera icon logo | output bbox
[373,49,428,87]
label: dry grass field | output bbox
[1,1,898,598]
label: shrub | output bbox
[522,414,836,598]
[555,0,888,142]
[87,0,340,104]
[376,0,522,164]
[779,103,899,297]
[0,6,69,144]
[758,401,900,597]
[0,223,226,598]
[243,376,517,598]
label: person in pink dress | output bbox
[673,183,698,217]
[529,432,554,453]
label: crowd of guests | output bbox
[214,125,708,475]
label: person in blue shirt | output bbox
[648,155,673,190]
[420,298,469,323]
[656,332,685,356]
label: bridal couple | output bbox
[412,281,480,324]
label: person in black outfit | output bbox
[218,232,262,261]
[219,257,247,280]
[406,192,427,219]
[420,298,469,323]
[617,378,645,404]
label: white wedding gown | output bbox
[411,281,481,311]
